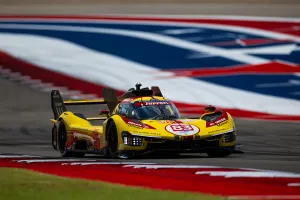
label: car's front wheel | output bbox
[104,120,119,158]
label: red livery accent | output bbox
[206,111,229,128]
[93,130,100,149]
[120,116,156,130]
[66,132,76,149]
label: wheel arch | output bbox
[104,115,125,142]
[105,118,115,140]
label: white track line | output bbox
[14,159,97,163]
[195,171,300,178]
[0,155,42,158]
[0,24,269,64]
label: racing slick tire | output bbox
[57,121,85,158]
[206,148,231,158]
[104,120,119,159]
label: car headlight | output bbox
[224,131,236,143]
[122,131,143,146]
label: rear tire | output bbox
[104,121,119,158]
[206,149,231,158]
[57,121,85,158]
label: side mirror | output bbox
[99,109,110,117]
[204,105,216,113]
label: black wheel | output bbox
[57,121,85,157]
[206,149,232,158]
[104,121,119,158]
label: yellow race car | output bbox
[50,83,236,158]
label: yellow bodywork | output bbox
[51,96,236,155]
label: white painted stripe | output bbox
[30,83,54,89]
[15,159,97,163]
[195,171,300,178]
[229,44,298,56]
[20,78,42,85]
[0,24,269,64]
[276,59,299,67]
[160,28,203,35]
[0,155,42,158]
[0,68,11,74]
[124,164,221,169]
[0,66,94,100]
[1,34,300,115]
[0,18,299,43]
[288,183,300,187]
[256,80,300,88]
[8,72,22,81]
[227,195,300,200]
[62,162,155,166]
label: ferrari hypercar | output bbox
[50,83,237,158]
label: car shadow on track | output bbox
[82,150,244,160]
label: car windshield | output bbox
[132,101,181,120]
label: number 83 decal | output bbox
[165,124,200,136]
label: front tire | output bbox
[104,121,119,158]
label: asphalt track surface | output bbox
[1,77,300,173]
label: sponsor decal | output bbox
[55,102,63,106]
[134,101,170,107]
[121,116,156,130]
[208,128,227,134]
[215,118,226,124]
[128,121,144,129]
[93,130,100,149]
[180,119,193,122]
[165,124,200,136]
[157,119,194,124]
[158,120,182,124]
[158,120,170,124]
[66,132,77,150]
[206,113,229,127]
[217,121,228,126]
[132,131,161,136]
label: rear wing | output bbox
[64,99,106,105]
[51,89,118,120]
[51,84,163,120]
[51,90,68,120]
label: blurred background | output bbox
[0,0,300,172]
[0,0,300,16]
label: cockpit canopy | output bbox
[116,100,181,120]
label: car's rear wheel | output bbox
[206,149,231,158]
[57,121,85,157]
[104,121,119,158]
